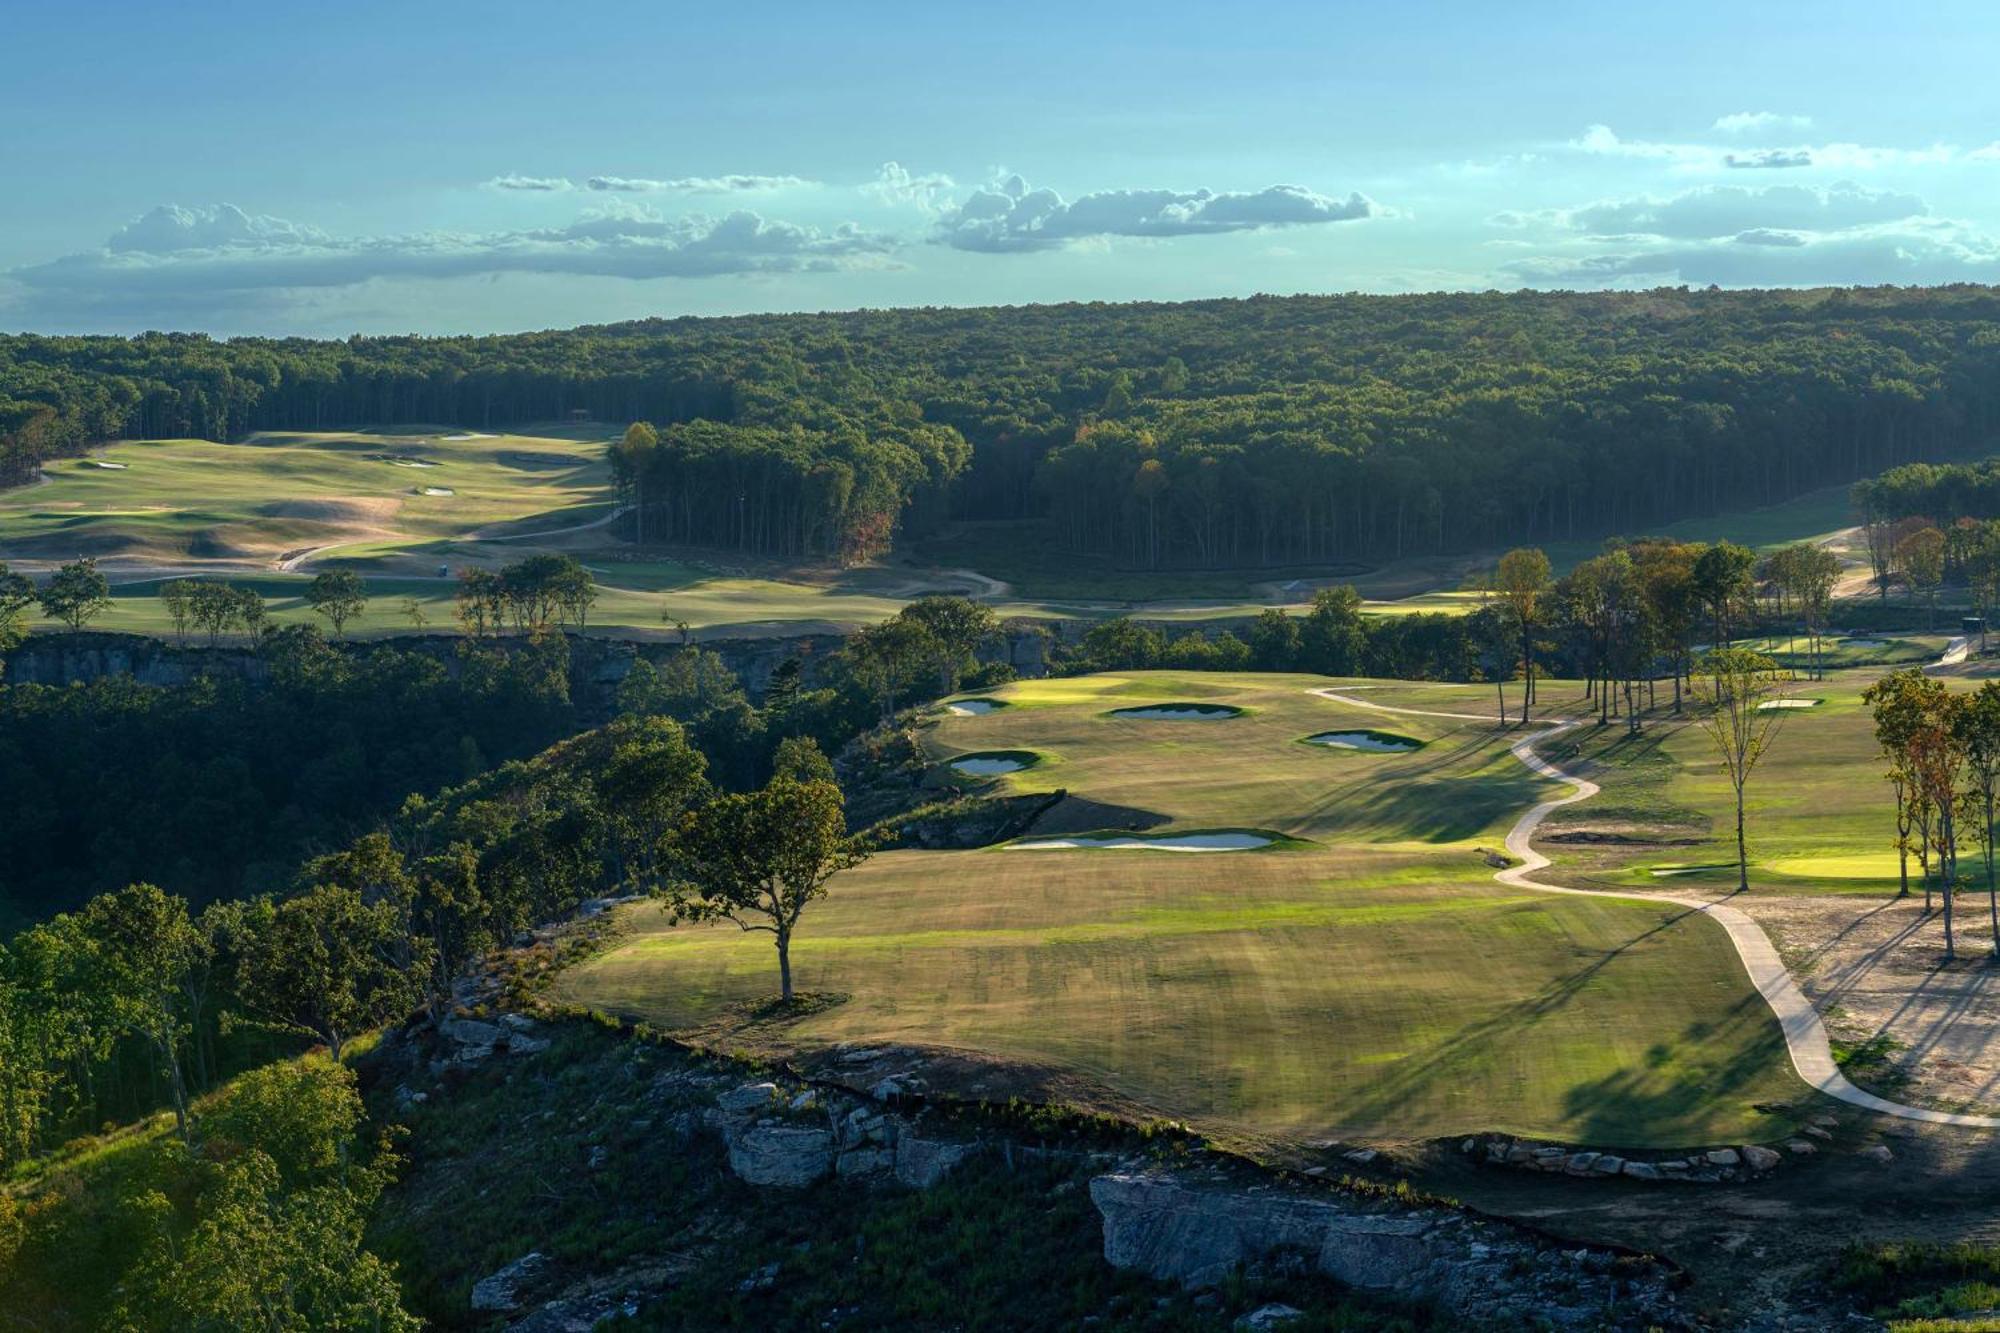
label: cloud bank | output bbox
[935,175,1378,252]
[1497,182,1994,288]
[8,203,898,310]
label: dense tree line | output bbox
[0,627,579,926]
[10,287,2000,563]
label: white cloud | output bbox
[1712,111,1813,135]
[1505,219,2000,288]
[934,175,1380,252]
[1573,124,1967,172]
[585,174,813,194]
[1551,183,1928,239]
[865,162,957,213]
[487,175,574,192]
[1724,149,1813,170]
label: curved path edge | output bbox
[1312,686,2000,1130]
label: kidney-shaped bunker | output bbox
[948,749,1041,777]
[1105,703,1243,721]
[1303,729,1424,753]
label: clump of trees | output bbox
[455,554,597,636]
[1864,673,2000,958]
[161,578,267,644]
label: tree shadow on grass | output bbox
[1333,901,1790,1144]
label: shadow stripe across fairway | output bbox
[1314,685,2000,1131]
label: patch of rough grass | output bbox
[1832,1032,1913,1097]
[1834,1240,2000,1329]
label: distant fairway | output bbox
[554,672,1804,1147]
[3,428,616,567]
[0,428,947,638]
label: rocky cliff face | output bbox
[1089,1170,1691,1328]
[3,623,1058,720]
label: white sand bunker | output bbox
[1107,704,1242,721]
[951,754,1033,776]
[88,460,128,470]
[1758,698,1820,711]
[443,432,496,440]
[1305,730,1422,753]
[420,486,456,496]
[1008,832,1273,852]
[944,698,1006,716]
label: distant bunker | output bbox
[1105,703,1243,721]
[948,750,1041,777]
[944,698,1009,717]
[1007,830,1275,852]
[1758,698,1821,711]
[1303,729,1425,753]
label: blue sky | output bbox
[4,0,1998,336]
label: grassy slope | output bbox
[554,671,1803,1148]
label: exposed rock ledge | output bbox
[1090,1170,1690,1329]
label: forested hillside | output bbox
[8,286,2000,567]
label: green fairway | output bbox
[1519,653,1975,896]
[3,427,616,566]
[554,671,1805,1147]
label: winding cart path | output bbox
[1312,685,2000,1129]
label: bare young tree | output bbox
[1691,648,1791,893]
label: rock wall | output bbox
[1089,1170,1690,1328]
[2,623,1060,721]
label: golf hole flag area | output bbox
[554,671,1805,1148]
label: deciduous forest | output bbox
[8,286,2000,567]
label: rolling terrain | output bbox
[554,671,1808,1148]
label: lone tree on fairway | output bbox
[1691,648,1791,893]
[40,557,110,632]
[1495,547,1550,709]
[306,569,367,637]
[669,770,870,1003]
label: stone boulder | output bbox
[1741,1145,1781,1172]
[471,1251,548,1312]
[895,1134,975,1188]
[716,1082,781,1115]
[728,1123,835,1187]
[1089,1173,1440,1294]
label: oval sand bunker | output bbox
[1106,703,1242,721]
[1758,698,1820,711]
[1305,729,1423,753]
[944,698,1007,716]
[949,750,1039,776]
[1008,832,1273,852]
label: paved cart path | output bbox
[1311,686,2000,1129]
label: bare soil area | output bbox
[1741,891,2000,1115]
